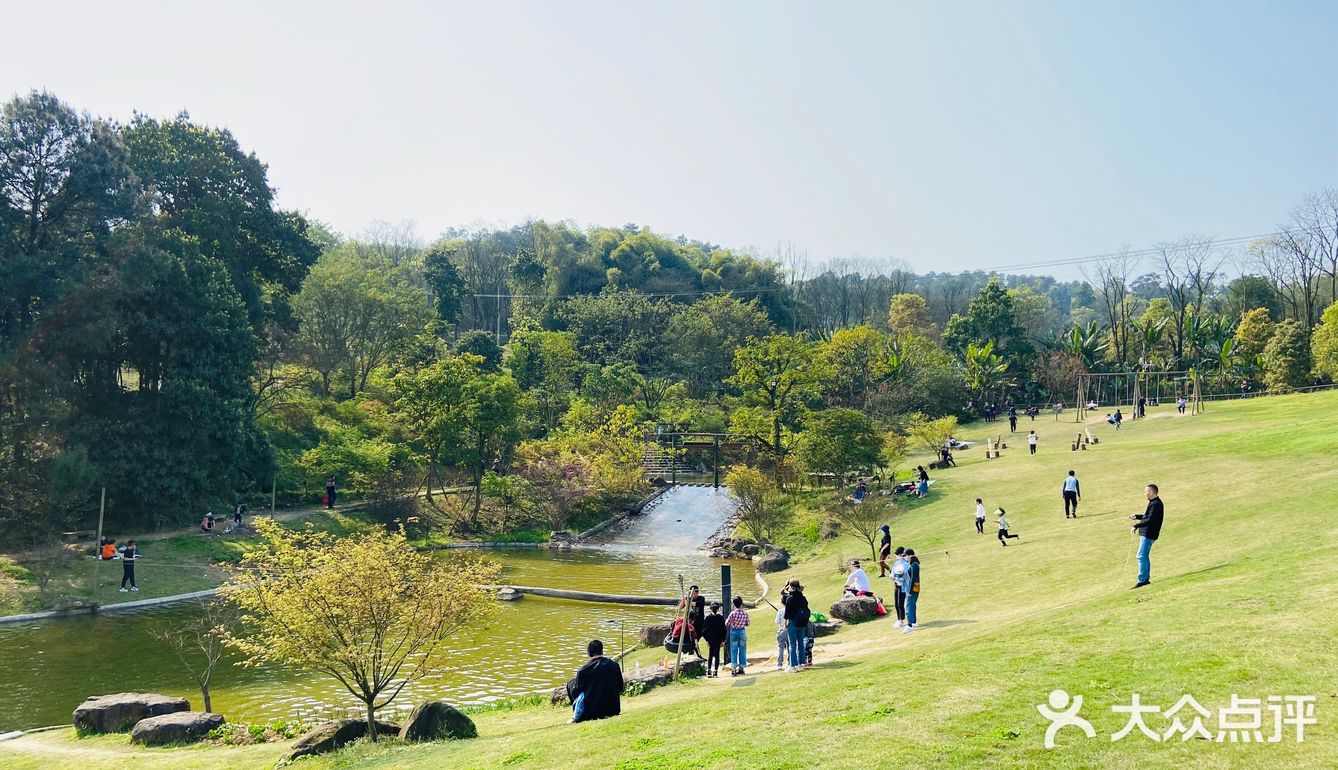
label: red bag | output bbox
[875,600,888,616]
[322,494,329,506]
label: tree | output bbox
[1312,301,1338,382]
[907,413,958,454]
[1262,319,1310,392]
[723,466,792,543]
[962,341,1015,404]
[556,289,670,373]
[886,293,938,340]
[454,373,524,524]
[726,334,824,482]
[1224,275,1281,321]
[1157,238,1222,366]
[796,408,884,482]
[150,600,234,713]
[829,498,896,561]
[820,325,886,409]
[293,248,432,398]
[454,330,502,372]
[666,294,773,398]
[512,441,594,533]
[1032,350,1087,404]
[221,519,497,741]
[1086,249,1139,369]
[1233,307,1275,362]
[422,241,468,326]
[941,279,1031,364]
[506,329,582,431]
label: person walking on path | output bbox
[901,549,920,634]
[997,509,1020,545]
[877,525,892,577]
[781,581,810,672]
[891,547,909,628]
[119,540,139,592]
[233,503,245,529]
[325,475,337,509]
[974,499,987,534]
[1028,431,1038,455]
[725,596,750,676]
[1008,407,1018,433]
[1062,471,1081,518]
[1129,484,1164,589]
[701,602,728,677]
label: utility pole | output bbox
[90,486,106,596]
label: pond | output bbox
[0,486,747,731]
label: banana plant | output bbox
[962,340,1015,403]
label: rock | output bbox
[818,519,840,539]
[740,544,760,556]
[398,701,476,742]
[129,711,225,746]
[286,718,402,761]
[829,596,880,622]
[709,548,728,558]
[812,619,846,637]
[45,595,97,613]
[549,531,574,549]
[752,549,789,574]
[496,587,522,601]
[73,693,190,734]
[639,622,672,647]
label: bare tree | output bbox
[1289,189,1338,312]
[1084,248,1140,368]
[151,600,235,713]
[356,219,423,268]
[1157,238,1222,366]
[1253,234,1323,327]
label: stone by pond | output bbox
[129,711,225,745]
[286,718,402,762]
[73,692,190,734]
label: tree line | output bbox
[3,90,1338,543]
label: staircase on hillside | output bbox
[641,447,696,475]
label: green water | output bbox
[0,487,748,731]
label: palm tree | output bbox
[963,341,1015,404]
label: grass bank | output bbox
[4,392,1337,768]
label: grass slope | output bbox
[4,393,1337,768]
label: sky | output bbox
[3,0,1336,279]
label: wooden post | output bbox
[90,486,106,597]
[672,574,690,679]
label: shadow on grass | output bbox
[913,618,977,629]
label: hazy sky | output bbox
[4,1,1335,277]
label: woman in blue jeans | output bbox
[901,549,921,634]
[781,581,809,671]
[725,596,750,675]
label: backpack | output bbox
[795,606,811,628]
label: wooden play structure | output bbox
[1074,369,1203,423]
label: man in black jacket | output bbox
[567,640,622,723]
[1128,484,1164,589]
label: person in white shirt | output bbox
[974,499,987,534]
[843,560,871,596]
[1028,431,1038,455]
[997,509,1020,546]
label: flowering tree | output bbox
[220,519,497,740]
[513,441,594,533]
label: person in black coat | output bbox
[700,602,728,677]
[567,639,622,723]
[781,581,810,670]
[1129,483,1164,589]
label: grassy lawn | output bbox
[4,392,1336,768]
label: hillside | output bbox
[5,392,1337,769]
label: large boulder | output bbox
[129,711,225,746]
[73,693,190,734]
[639,622,672,647]
[752,548,789,574]
[740,543,761,556]
[398,701,476,742]
[812,619,846,637]
[286,718,402,762]
[829,596,880,622]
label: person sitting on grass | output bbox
[567,639,621,723]
[843,560,872,597]
[915,477,929,498]
[200,512,214,533]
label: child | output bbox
[99,538,117,560]
[725,596,750,676]
[775,606,789,670]
[701,602,727,677]
[119,540,139,592]
[890,546,909,628]
[997,508,1020,545]
[974,499,986,534]
[200,512,214,533]
[1028,431,1038,455]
